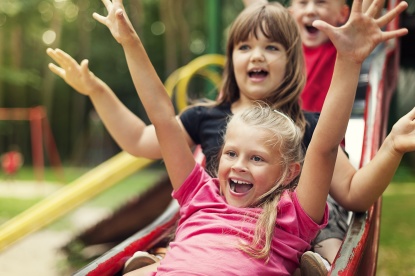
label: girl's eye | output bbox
[252,156,263,162]
[226,151,237,158]
[238,44,250,51]
[266,45,279,51]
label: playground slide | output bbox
[329,2,402,274]
[0,151,155,252]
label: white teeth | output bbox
[230,179,251,185]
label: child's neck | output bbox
[231,99,256,114]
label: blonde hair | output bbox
[219,2,306,132]
[224,103,304,260]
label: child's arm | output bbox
[46,49,196,160]
[330,107,415,211]
[93,1,195,190]
[46,48,162,159]
[296,0,408,223]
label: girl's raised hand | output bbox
[92,0,137,45]
[390,107,415,155]
[313,0,408,64]
[46,48,103,96]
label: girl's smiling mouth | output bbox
[229,178,254,194]
[248,69,268,80]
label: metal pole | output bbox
[206,0,222,54]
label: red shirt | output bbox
[301,42,337,112]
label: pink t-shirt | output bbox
[301,41,337,113]
[151,164,328,276]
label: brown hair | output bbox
[219,2,306,132]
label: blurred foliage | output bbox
[0,0,413,170]
[0,0,247,166]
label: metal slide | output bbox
[330,0,402,273]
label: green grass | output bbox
[8,166,89,183]
[0,164,166,228]
[377,164,415,275]
[0,197,44,225]
[378,191,415,275]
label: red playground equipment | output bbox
[0,106,63,182]
[1,149,23,177]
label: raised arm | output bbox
[330,107,415,211]
[46,48,163,159]
[93,0,196,190]
[296,0,408,223]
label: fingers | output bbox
[311,20,332,35]
[376,1,408,27]
[381,28,408,42]
[46,48,86,76]
[80,59,90,75]
[92,12,106,25]
[52,48,78,69]
[114,8,129,27]
[376,2,408,41]
[46,48,67,70]
[350,0,363,14]
[48,63,64,78]
[101,0,113,10]
[364,0,383,18]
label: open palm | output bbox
[47,48,103,96]
[313,0,408,64]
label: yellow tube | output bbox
[0,152,154,251]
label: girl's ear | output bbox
[283,162,301,185]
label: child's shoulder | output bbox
[181,101,231,117]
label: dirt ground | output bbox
[0,182,110,276]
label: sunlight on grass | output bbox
[0,197,43,225]
[0,165,165,226]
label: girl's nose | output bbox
[232,158,247,172]
[250,47,265,62]
[305,2,317,15]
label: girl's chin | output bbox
[225,191,252,208]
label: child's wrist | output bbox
[384,135,405,158]
[121,34,141,49]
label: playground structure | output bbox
[0,106,63,182]
[0,54,225,252]
[0,0,406,274]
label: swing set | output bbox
[0,106,63,182]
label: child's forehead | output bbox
[227,118,273,138]
[233,22,284,45]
